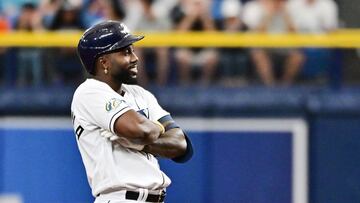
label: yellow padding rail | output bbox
[0,30,359,48]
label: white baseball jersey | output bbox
[71,78,171,197]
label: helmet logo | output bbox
[120,23,131,37]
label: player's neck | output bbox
[93,75,122,92]
[107,80,122,92]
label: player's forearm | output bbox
[142,128,187,159]
[128,120,163,145]
[114,111,163,145]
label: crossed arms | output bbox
[110,109,193,163]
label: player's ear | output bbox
[98,56,108,67]
[98,56,110,74]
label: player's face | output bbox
[108,45,139,84]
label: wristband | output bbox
[152,120,165,134]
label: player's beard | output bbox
[115,70,137,85]
[111,61,137,85]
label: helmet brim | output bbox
[121,34,144,48]
[104,34,144,54]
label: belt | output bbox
[125,190,166,202]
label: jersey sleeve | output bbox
[74,85,131,134]
[141,88,169,121]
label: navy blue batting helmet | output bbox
[77,20,144,75]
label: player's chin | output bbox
[115,72,137,84]
[124,76,138,85]
[128,70,138,82]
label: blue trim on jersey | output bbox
[172,132,194,163]
[109,106,128,132]
[158,115,180,131]
[158,115,193,163]
[137,108,149,119]
[165,122,180,131]
[158,115,172,123]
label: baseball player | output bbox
[71,20,193,203]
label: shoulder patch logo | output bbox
[105,98,124,112]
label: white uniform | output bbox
[71,78,171,199]
[287,0,338,33]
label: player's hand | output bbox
[116,137,145,151]
[100,129,119,141]
[152,120,165,135]
[99,129,144,151]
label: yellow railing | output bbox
[0,29,359,48]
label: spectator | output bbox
[14,2,44,87]
[0,12,9,31]
[47,1,85,86]
[39,0,63,29]
[242,0,305,86]
[82,0,117,28]
[82,0,109,28]
[0,11,10,86]
[287,0,339,83]
[288,0,338,33]
[49,1,84,30]
[36,0,64,87]
[105,0,126,21]
[171,0,219,86]
[126,0,173,86]
[218,0,250,86]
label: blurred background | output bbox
[0,0,359,202]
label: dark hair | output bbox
[21,2,37,10]
[49,4,84,30]
[109,0,126,20]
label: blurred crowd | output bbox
[0,0,341,88]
